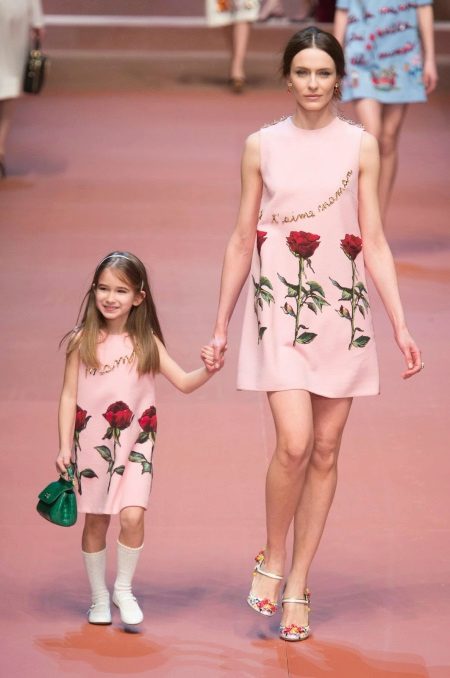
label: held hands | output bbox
[395,327,423,379]
[56,451,71,476]
[201,343,225,373]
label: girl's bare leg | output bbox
[354,97,382,138]
[281,394,353,629]
[119,506,145,548]
[249,390,314,604]
[82,513,111,552]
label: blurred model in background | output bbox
[206,0,261,93]
[0,0,44,177]
[334,1,437,218]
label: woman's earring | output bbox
[287,82,293,93]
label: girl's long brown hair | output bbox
[62,252,165,374]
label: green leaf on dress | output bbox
[141,461,152,474]
[114,465,125,475]
[355,282,367,293]
[339,289,353,301]
[282,302,295,317]
[137,431,150,444]
[80,468,98,478]
[307,281,325,297]
[102,427,113,440]
[260,290,274,305]
[352,335,371,348]
[358,304,366,318]
[306,302,317,314]
[296,332,317,344]
[129,451,146,463]
[258,327,267,341]
[286,286,298,297]
[260,276,273,290]
[277,273,298,290]
[95,445,113,462]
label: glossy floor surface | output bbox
[1,88,449,677]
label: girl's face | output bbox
[288,48,338,111]
[95,267,144,328]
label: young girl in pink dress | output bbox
[56,251,221,626]
[211,27,423,641]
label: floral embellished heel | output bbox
[247,550,283,616]
[279,589,311,641]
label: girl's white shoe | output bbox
[112,591,144,625]
[88,598,112,624]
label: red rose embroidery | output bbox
[340,234,362,260]
[286,231,320,259]
[75,405,91,433]
[103,401,133,430]
[256,230,267,256]
[137,406,157,443]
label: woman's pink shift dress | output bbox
[237,115,379,397]
[73,333,157,514]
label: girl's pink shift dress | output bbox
[73,333,157,514]
[237,116,379,398]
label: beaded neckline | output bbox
[86,350,135,376]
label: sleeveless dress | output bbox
[237,115,379,398]
[336,0,430,104]
[73,334,157,514]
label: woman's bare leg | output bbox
[353,97,382,138]
[281,394,353,629]
[249,390,314,604]
[0,99,15,158]
[82,513,111,552]
[378,103,408,219]
[230,22,251,80]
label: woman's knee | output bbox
[276,435,313,471]
[120,507,144,533]
[310,435,340,473]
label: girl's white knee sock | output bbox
[113,541,143,599]
[82,548,109,604]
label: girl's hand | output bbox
[201,345,224,372]
[56,451,72,476]
[423,58,438,94]
[395,327,423,379]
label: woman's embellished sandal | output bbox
[247,550,283,616]
[279,589,311,641]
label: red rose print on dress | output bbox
[72,405,97,495]
[128,406,158,475]
[330,234,371,349]
[278,231,329,346]
[95,401,134,491]
[253,230,274,343]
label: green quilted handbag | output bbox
[36,466,77,527]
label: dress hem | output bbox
[236,385,380,398]
[77,503,148,516]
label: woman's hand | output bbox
[201,344,224,372]
[211,333,228,370]
[56,451,71,475]
[423,58,438,94]
[395,326,423,379]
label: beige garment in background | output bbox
[0,0,44,99]
[206,0,260,27]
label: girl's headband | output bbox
[94,254,144,292]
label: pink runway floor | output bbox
[1,88,449,677]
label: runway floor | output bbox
[1,86,449,677]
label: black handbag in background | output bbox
[23,37,48,95]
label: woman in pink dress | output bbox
[56,252,222,627]
[211,27,423,641]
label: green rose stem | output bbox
[293,257,305,346]
[107,433,117,492]
[348,259,357,350]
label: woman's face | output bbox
[288,48,338,111]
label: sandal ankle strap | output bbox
[282,596,310,605]
[255,562,283,581]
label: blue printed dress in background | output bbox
[336,1,432,103]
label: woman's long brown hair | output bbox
[61,252,165,374]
